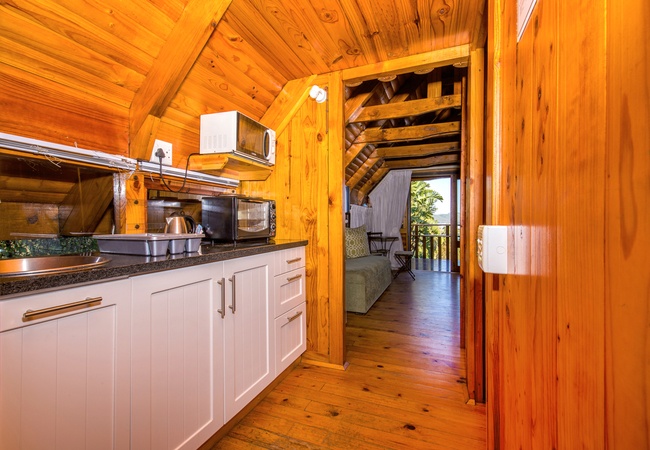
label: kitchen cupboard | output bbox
[130,262,224,450]
[0,244,306,449]
[0,279,131,450]
[273,248,307,375]
[222,253,274,421]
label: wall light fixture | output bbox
[309,85,327,103]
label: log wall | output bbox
[486,0,649,447]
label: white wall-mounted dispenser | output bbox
[477,225,513,274]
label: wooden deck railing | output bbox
[409,223,459,272]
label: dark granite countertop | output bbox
[0,240,307,299]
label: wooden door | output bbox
[130,263,224,450]
[0,279,131,450]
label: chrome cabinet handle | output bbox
[23,297,102,322]
[228,275,236,313]
[286,257,302,264]
[216,278,226,319]
[286,274,302,283]
[287,310,303,322]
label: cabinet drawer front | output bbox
[274,246,305,275]
[274,266,305,317]
[0,280,129,333]
[274,302,307,375]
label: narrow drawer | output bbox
[274,266,305,317]
[0,280,129,333]
[274,302,306,375]
[274,247,305,275]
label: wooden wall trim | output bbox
[464,47,485,403]
[605,0,650,447]
[327,71,346,367]
[340,44,471,83]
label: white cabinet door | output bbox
[274,302,307,375]
[130,262,224,450]
[273,266,306,317]
[223,253,274,421]
[0,279,130,450]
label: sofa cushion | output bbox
[345,255,392,313]
[345,225,370,259]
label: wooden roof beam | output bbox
[383,153,460,169]
[129,0,232,160]
[341,45,470,85]
[346,156,379,188]
[345,83,385,124]
[356,121,460,144]
[375,142,460,159]
[411,166,461,179]
[350,94,461,123]
[344,142,370,167]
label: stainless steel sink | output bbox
[0,255,111,277]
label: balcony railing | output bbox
[409,223,459,272]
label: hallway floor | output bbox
[214,270,486,449]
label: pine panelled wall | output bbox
[486,0,649,448]
[240,73,347,367]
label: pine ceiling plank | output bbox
[357,121,460,143]
[375,142,460,159]
[337,0,380,64]
[342,44,470,84]
[209,23,287,95]
[46,0,172,57]
[304,0,369,68]
[225,1,311,80]
[351,94,461,123]
[1,64,129,155]
[353,0,412,60]
[178,64,269,118]
[358,167,389,198]
[0,6,145,95]
[415,0,435,54]
[129,0,232,155]
[194,51,277,107]
[245,0,352,72]
[383,153,460,169]
[1,0,154,75]
[0,35,135,108]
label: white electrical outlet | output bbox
[150,139,172,166]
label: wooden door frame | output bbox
[341,46,486,402]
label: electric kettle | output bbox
[164,212,196,234]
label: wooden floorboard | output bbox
[213,270,486,449]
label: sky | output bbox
[427,178,450,214]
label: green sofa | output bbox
[345,255,392,313]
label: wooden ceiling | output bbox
[343,66,465,203]
[1,0,486,198]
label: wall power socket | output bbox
[150,139,172,165]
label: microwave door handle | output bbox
[263,129,271,158]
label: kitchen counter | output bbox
[0,239,308,298]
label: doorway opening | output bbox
[405,177,461,272]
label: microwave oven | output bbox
[200,111,276,166]
[201,195,276,242]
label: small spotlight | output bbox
[309,85,327,103]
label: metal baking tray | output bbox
[94,233,204,256]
